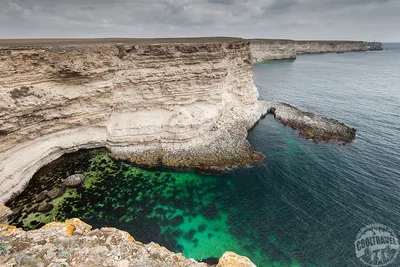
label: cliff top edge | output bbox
[0,37,245,47]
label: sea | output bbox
[7,43,400,267]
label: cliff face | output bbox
[295,40,368,54]
[250,39,296,63]
[250,39,371,63]
[0,38,266,203]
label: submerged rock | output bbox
[35,190,49,203]
[46,185,66,199]
[64,174,86,188]
[37,202,53,213]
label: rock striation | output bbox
[295,40,368,54]
[250,39,380,63]
[250,39,296,63]
[0,218,256,267]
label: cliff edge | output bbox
[0,217,256,267]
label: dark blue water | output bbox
[8,44,400,267]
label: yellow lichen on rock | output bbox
[65,225,75,236]
[40,218,91,236]
[65,218,92,234]
[0,225,24,236]
[217,252,257,267]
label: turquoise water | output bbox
[7,44,400,266]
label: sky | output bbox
[0,0,399,41]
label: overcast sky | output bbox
[0,0,399,41]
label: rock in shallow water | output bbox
[63,174,86,188]
[37,202,53,213]
[46,185,66,199]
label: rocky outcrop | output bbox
[268,102,356,143]
[250,39,296,63]
[217,252,256,267]
[295,40,368,54]
[0,218,255,267]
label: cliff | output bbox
[295,40,368,54]
[0,38,267,203]
[249,39,296,63]
[0,218,256,267]
[250,39,373,63]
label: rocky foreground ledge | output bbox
[0,214,255,267]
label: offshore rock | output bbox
[64,174,86,188]
[0,218,254,267]
[367,41,383,51]
[269,102,356,143]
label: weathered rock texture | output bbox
[270,102,356,143]
[0,218,256,267]
[0,38,268,203]
[250,39,296,63]
[295,40,368,54]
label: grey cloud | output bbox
[208,0,236,5]
[0,0,399,41]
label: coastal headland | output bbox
[0,37,367,266]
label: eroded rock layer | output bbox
[295,40,368,54]
[250,39,296,63]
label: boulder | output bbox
[217,252,256,267]
[35,190,49,203]
[37,202,54,213]
[46,186,66,199]
[63,174,86,188]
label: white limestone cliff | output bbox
[0,38,268,203]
